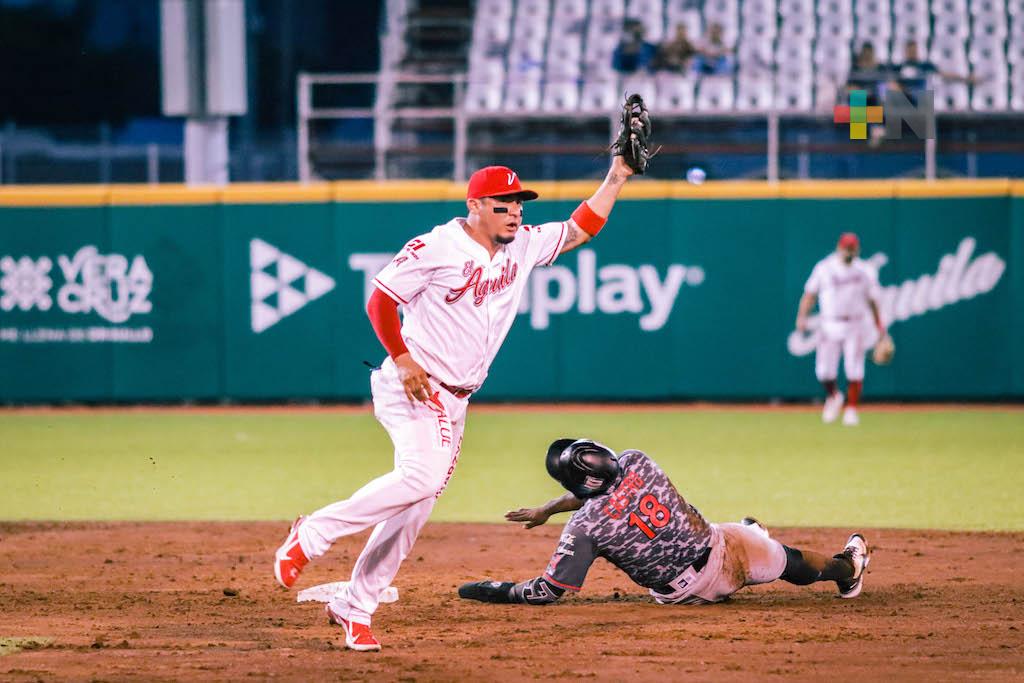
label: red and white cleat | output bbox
[273,516,309,589]
[326,604,382,652]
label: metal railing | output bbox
[296,72,1005,183]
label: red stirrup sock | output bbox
[847,381,863,407]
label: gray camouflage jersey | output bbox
[511,450,713,603]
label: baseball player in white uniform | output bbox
[795,233,887,426]
[274,156,636,651]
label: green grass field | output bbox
[1,408,1022,529]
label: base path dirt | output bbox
[1,522,1021,682]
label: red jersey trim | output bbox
[542,221,568,266]
[542,573,581,592]
[372,278,409,305]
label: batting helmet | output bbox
[545,438,620,499]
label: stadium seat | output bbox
[855,18,892,50]
[930,36,970,74]
[971,80,1009,110]
[622,74,658,106]
[465,82,505,112]
[504,79,543,111]
[1008,39,1024,65]
[737,39,775,76]
[546,37,583,79]
[468,60,506,96]
[508,42,547,80]
[973,16,1009,42]
[583,36,619,77]
[541,80,581,111]
[854,0,889,18]
[893,20,930,48]
[704,0,740,22]
[591,0,627,18]
[580,78,620,111]
[780,16,817,42]
[744,17,778,42]
[891,0,929,21]
[814,76,841,110]
[517,0,551,20]
[933,16,971,42]
[1011,84,1024,110]
[735,77,775,110]
[777,40,814,67]
[741,0,777,19]
[655,73,696,111]
[779,0,816,17]
[817,0,853,18]
[695,76,735,111]
[933,81,970,111]
[477,0,514,21]
[971,0,1006,18]
[819,16,856,42]
[815,40,853,82]
[969,36,1010,77]
[775,77,814,109]
[932,0,968,17]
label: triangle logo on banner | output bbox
[249,238,336,334]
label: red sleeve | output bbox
[367,287,409,360]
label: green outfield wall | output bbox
[1,180,1022,402]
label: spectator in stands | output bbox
[692,23,734,76]
[653,23,697,73]
[844,42,886,105]
[888,39,976,104]
[612,19,657,74]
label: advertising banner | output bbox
[1,189,1020,402]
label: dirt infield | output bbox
[1,523,1022,682]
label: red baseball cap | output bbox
[838,232,860,249]
[466,166,539,201]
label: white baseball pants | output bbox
[814,320,878,382]
[650,523,788,605]
[296,357,467,624]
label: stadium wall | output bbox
[1,180,1022,402]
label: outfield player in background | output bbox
[273,157,636,651]
[459,439,869,606]
[795,233,886,426]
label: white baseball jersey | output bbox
[804,253,882,321]
[372,217,568,389]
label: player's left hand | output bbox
[505,507,550,529]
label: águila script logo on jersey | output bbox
[787,237,1007,356]
[444,261,519,306]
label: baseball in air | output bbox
[686,167,707,185]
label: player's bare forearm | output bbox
[559,158,632,254]
[868,299,886,333]
[505,492,583,529]
[796,293,817,331]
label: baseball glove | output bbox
[611,93,652,175]
[458,580,515,603]
[872,333,895,365]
